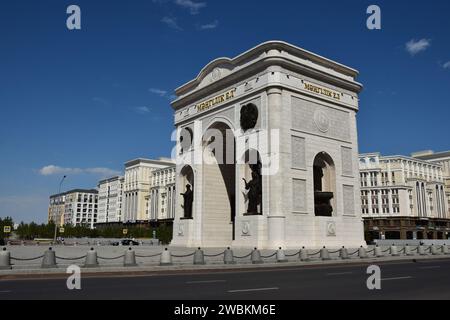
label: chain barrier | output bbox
[328,250,341,254]
[366,249,375,254]
[233,252,252,259]
[348,249,359,256]
[260,252,277,259]
[308,250,321,256]
[56,255,87,261]
[382,248,391,253]
[398,248,406,254]
[285,251,300,257]
[135,253,162,258]
[204,251,225,258]
[10,255,45,261]
[97,255,125,260]
[172,252,196,258]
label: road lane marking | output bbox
[0,290,12,293]
[418,266,441,270]
[186,280,226,284]
[381,276,412,281]
[326,272,353,276]
[228,287,279,293]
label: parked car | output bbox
[111,239,140,246]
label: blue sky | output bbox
[1,0,449,223]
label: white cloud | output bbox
[175,0,206,15]
[135,106,151,114]
[149,88,168,96]
[405,38,431,56]
[39,165,121,177]
[161,16,183,31]
[443,61,450,69]
[199,20,218,30]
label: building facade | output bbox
[170,41,365,249]
[412,150,450,218]
[97,176,124,224]
[148,166,176,225]
[360,153,449,241]
[123,158,174,223]
[48,189,99,229]
[64,189,99,229]
[48,193,66,226]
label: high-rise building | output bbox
[48,193,66,226]
[123,158,174,223]
[97,176,124,224]
[359,153,448,241]
[148,166,176,225]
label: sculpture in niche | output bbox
[313,165,333,217]
[180,184,193,219]
[242,162,262,215]
[240,103,258,132]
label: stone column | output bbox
[266,87,285,248]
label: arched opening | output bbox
[179,165,194,219]
[313,152,336,217]
[202,121,236,245]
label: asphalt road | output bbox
[1,258,450,300]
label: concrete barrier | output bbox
[251,248,263,264]
[358,246,368,259]
[224,248,235,264]
[124,248,137,267]
[340,247,349,260]
[84,248,99,268]
[299,247,309,261]
[390,245,399,257]
[374,246,383,258]
[0,248,12,270]
[276,248,288,263]
[320,247,331,261]
[160,248,172,266]
[41,248,57,269]
[193,248,205,265]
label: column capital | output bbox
[267,87,282,96]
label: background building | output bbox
[360,153,449,241]
[48,193,66,226]
[97,176,124,224]
[412,150,450,218]
[123,158,174,223]
[63,189,99,229]
[148,166,176,226]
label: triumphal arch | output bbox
[170,41,365,249]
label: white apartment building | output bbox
[63,189,99,229]
[123,158,174,223]
[97,176,124,224]
[48,193,66,226]
[359,153,448,240]
[412,150,450,218]
[148,166,176,224]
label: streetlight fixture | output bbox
[53,175,67,243]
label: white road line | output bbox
[186,280,226,284]
[326,272,353,276]
[381,276,412,281]
[0,290,12,293]
[228,287,279,293]
[418,266,441,270]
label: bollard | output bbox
[276,247,288,263]
[299,247,309,262]
[405,244,414,256]
[124,248,137,267]
[418,245,427,256]
[320,247,331,261]
[193,248,205,265]
[442,245,449,255]
[160,248,172,266]
[374,245,383,258]
[358,246,368,259]
[0,248,12,270]
[84,248,99,268]
[251,248,263,264]
[224,247,235,265]
[430,244,440,256]
[340,247,349,260]
[41,247,57,269]
[390,245,399,257]
[21,241,25,247]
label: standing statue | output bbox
[181,184,193,219]
[243,165,262,215]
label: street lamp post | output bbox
[53,175,67,243]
